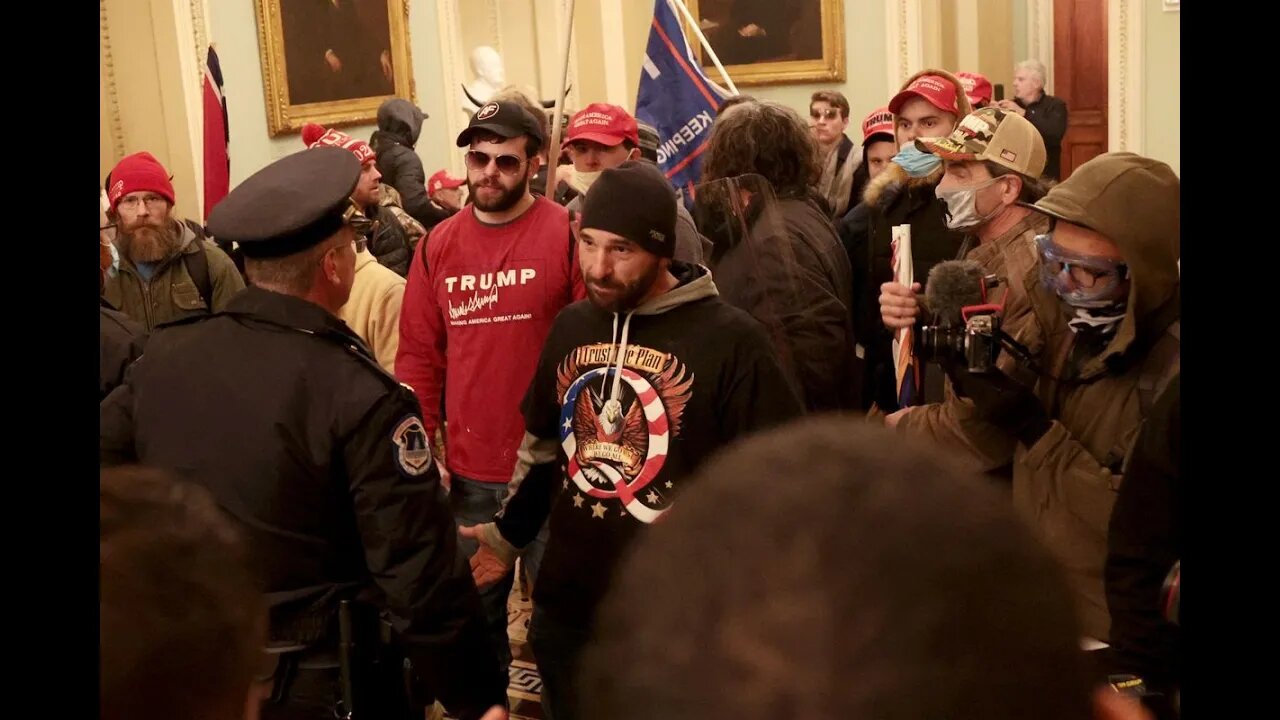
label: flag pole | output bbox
[667,0,739,96]
[546,0,577,172]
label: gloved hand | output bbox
[945,362,1052,446]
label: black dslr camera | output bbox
[918,312,1002,374]
[916,265,1004,374]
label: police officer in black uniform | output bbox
[100,299,145,401]
[100,147,509,720]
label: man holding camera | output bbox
[879,107,1050,461]
[892,151,1181,649]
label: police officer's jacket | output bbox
[100,298,146,401]
[99,286,507,719]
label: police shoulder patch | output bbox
[391,414,434,476]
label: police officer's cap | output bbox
[207,147,361,259]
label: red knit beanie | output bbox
[107,152,176,210]
[301,123,377,165]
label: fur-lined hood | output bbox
[861,156,945,209]
[862,68,973,209]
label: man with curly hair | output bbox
[696,99,858,412]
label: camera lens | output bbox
[918,324,968,363]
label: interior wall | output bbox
[918,0,1015,97]
[1143,2,1179,174]
[573,0,608,106]
[1012,0,1029,73]
[622,0,659,108]
[938,0,958,71]
[100,56,120,182]
[976,0,1014,94]
[101,0,203,220]
[117,0,1177,200]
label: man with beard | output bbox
[103,152,244,331]
[100,196,146,400]
[302,123,423,276]
[298,123,413,373]
[460,161,803,720]
[397,100,585,679]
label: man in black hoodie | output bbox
[371,98,451,230]
[460,161,803,720]
[699,99,857,413]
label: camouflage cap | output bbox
[916,107,1047,178]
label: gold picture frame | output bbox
[256,0,416,137]
[684,0,845,87]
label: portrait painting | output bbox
[685,0,845,86]
[256,0,415,136]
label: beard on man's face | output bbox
[585,258,663,314]
[119,216,182,264]
[467,166,530,213]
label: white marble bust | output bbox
[461,46,506,117]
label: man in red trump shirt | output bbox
[397,100,585,675]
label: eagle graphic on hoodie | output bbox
[494,262,802,624]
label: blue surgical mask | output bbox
[892,143,943,178]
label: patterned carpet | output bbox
[505,577,545,720]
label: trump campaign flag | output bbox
[203,45,230,222]
[635,0,730,203]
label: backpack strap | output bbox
[567,210,579,305]
[417,226,433,277]
[181,220,214,311]
[567,209,578,266]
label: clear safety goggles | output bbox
[1035,231,1129,303]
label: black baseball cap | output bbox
[455,101,547,150]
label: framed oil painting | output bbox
[256,0,415,136]
[684,0,845,86]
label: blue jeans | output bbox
[527,604,593,720]
[450,475,549,674]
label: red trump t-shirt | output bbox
[397,196,586,482]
